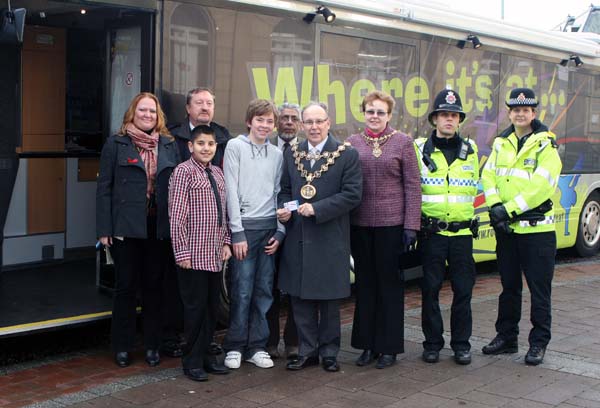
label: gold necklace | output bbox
[361,130,396,158]
[291,142,350,199]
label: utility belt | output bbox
[421,215,479,238]
[511,199,553,226]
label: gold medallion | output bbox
[372,143,382,158]
[300,183,317,199]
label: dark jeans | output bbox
[292,297,340,358]
[495,231,556,348]
[351,225,405,354]
[177,267,221,369]
[110,233,165,352]
[420,233,475,352]
[223,229,275,357]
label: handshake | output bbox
[488,204,512,234]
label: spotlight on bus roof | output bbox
[303,5,336,24]
[561,55,584,67]
[467,34,482,49]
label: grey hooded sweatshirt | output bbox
[223,135,285,244]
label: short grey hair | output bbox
[186,87,215,105]
[301,101,329,119]
[278,102,301,117]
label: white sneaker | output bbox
[224,351,242,369]
[246,350,274,368]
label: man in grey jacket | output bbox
[222,99,285,370]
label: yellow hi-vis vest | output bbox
[481,123,562,234]
[414,135,479,236]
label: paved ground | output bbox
[2,260,600,408]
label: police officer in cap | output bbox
[414,88,479,365]
[481,88,562,365]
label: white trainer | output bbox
[246,350,274,368]
[224,351,242,369]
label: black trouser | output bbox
[291,297,340,358]
[350,225,405,354]
[177,267,222,369]
[420,233,475,352]
[162,248,184,347]
[266,249,298,350]
[110,227,164,352]
[495,231,556,348]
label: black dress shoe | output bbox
[422,350,439,363]
[355,350,377,366]
[208,342,223,355]
[322,357,340,372]
[454,350,472,365]
[525,346,546,366]
[161,340,183,358]
[204,361,230,375]
[183,368,208,382]
[115,351,130,367]
[145,349,160,367]
[482,337,518,355]
[376,354,396,369]
[286,355,319,370]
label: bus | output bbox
[1,0,599,337]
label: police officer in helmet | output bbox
[481,88,562,365]
[414,88,479,365]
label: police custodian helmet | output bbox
[428,88,466,126]
[506,87,538,108]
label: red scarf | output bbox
[365,124,391,138]
[126,123,159,199]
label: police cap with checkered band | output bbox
[506,87,538,108]
[427,88,466,126]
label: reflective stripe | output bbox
[421,177,445,186]
[518,216,554,227]
[534,166,556,187]
[514,195,529,212]
[448,178,477,187]
[496,168,530,180]
[484,187,499,198]
[422,195,474,203]
[422,195,445,203]
[484,160,496,171]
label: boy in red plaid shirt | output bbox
[169,125,232,382]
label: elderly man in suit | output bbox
[277,102,362,372]
[266,103,304,360]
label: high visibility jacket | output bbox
[481,119,562,234]
[414,134,479,236]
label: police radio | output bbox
[458,136,470,161]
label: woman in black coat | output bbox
[96,92,180,367]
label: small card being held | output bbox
[284,200,299,211]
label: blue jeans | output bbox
[223,229,275,357]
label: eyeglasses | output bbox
[364,110,389,117]
[281,115,300,122]
[303,118,328,127]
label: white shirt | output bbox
[277,135,298,151]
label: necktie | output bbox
[310,148,319,168]
[205,167,223,227]
[283,142,290,153]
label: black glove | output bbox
[403,229,417,252]
[493,220,513,235]
[489,204,509,226]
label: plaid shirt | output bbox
[169,157,231,272]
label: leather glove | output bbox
[493,220,513,235]
[403,229,417,252]
[489,204,509,226]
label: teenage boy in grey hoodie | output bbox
[222,99,284,369]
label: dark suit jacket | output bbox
[169,119,231,168]
[277,135,362,300]
[96,134,180,239]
